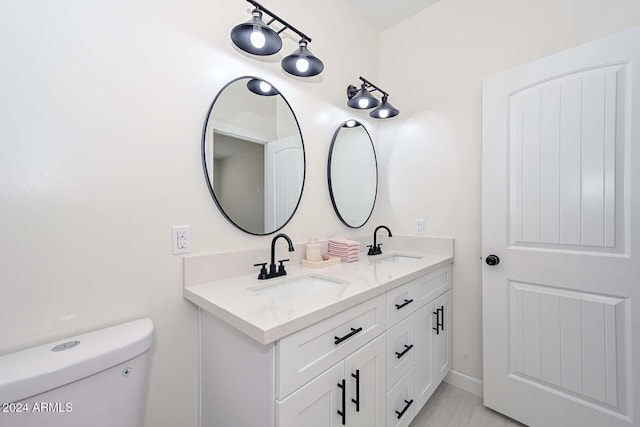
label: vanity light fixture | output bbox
[344,120,358,128]
[347,83,379,110]
[231,0,324,77]
[369,94,399,119]
[247,78,279,96]
[281,39,324,77]
[346,76,399,119]
[230,7,282,55]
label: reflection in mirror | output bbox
[202,76,305,235]
[328,120,377,228]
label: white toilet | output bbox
[0,318,154,427]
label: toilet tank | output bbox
[0,318,154,427]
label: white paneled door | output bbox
[482,26,640,427]
[264,135,304,232]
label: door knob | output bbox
[485,254,500,266]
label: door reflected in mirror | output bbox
[328,120,377,228]
[202,77,305,235]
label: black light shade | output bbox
[230,9,282,56]
[369,95,399,119]
[247,78,279,96]
[343,119,360,128]
[347,84,380,110]
[281,40,324,77]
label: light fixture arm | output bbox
[246,0,312,43]
[358,76,389,97]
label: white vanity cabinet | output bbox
[200,294,386,427]
[385,265,452,426]
[198,264,451,427]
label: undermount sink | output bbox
[373,254,422,264]
[252,275,344,302]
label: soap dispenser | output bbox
[306,237,322,262]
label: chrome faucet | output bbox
[368,225,392,256]
[254,233,295,280]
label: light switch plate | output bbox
[415,219,425,235]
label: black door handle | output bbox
[485,254,500,266]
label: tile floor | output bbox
[411,382,526,427]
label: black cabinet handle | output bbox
[395,399,414,419]
[395,298,414,310]
[351,370,360,412]
[395,344,414,359]
[432,306,444,334]
[334,327,363,345]
[337,379,346,425]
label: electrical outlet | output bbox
[415,218,425,235]
[172,225,191,254]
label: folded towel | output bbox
[328,249,360,255]
[328,245,360,263]
[329,237,360,247]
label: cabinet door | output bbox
[277,361,345,427]
[432,290,451,385]
[413,304,434,412]
[345,335,386,427]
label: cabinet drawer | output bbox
[386,314,415,390]
[386,367,415,427]
[277,294,386,399]
[386,281,415,327]
[414,265,451,310]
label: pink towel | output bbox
[329,237,360,247]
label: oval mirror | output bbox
[202,77,305,235]
[328,120,377,228]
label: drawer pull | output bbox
[395,298,414,310]
[395,344,414,359]
[337,379,346,425]
[334,327,363,345]
[395,399,414,419]
[351,369,360,412]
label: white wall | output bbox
[0,1,379,426]
[378,0,640,381]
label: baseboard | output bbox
[444,369,484,398]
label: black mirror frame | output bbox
[327,120,378,229]
[201,76,306,236]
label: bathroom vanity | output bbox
[184,236,453,427]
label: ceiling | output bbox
[348,0,442,31]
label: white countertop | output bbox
[184,250,453,345]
